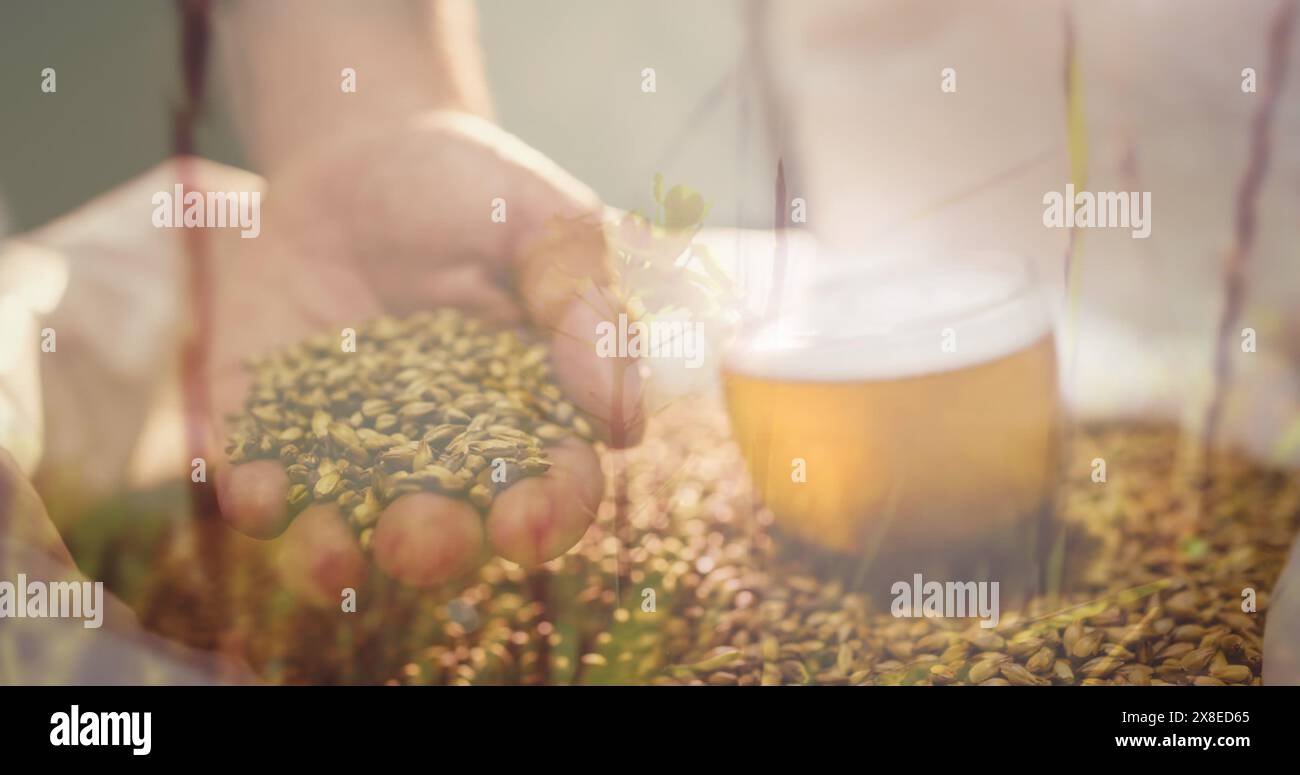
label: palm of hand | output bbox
[209,112,635,602]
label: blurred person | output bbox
[1,164,260,684]
[207,0,641,594]
[0,0,638,681]
[4,0,1299,686]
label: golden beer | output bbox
[724,254,1060,585]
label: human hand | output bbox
[210,111,643,603]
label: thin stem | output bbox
[1202,0,1297,509]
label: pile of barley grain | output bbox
[387,408,1297,686]
[648,421,1295,686]
[223,310,589,549]
[145,397,1298,685]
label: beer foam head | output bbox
[726,253,1053,382]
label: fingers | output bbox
[276,503,367,606]
[226,437,602,598]
[486,438,603,566]
[216,460,292,539]
[513,216,644,447]
[513,210,610,326]
[371,492,485,586]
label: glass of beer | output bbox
[723,251,1061,592]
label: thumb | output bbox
[514,214,644,449]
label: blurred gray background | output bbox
[0,0,778,232]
